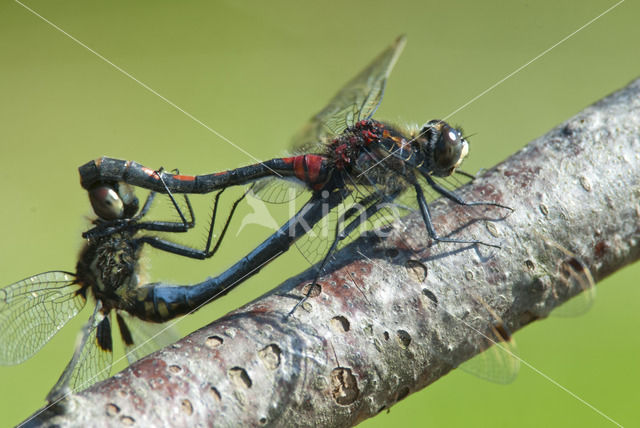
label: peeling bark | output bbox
[23,78,640,427]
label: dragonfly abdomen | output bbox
[79,155,332,194]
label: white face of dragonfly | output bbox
[453,133,470,169]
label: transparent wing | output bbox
[295,201,339,266]
[435,294,520,384]
[0,271,85,365]
[294,185,411,266]
[540,238,596,317]
[458,320,520,384]
[116,311,181,364]
[68,314,114,393]
[250,177,308,203]
[47,305,113,401]
[291,35,407,152]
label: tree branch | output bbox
[25,77,640,427]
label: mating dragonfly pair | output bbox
[2,36,568,404]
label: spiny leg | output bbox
[126,167,197,231]
[414,182,501,248]
[134,188,247,260]
[423,174,512,211]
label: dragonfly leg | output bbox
[454,169,476,180]
[414,183,501,248]
[142,168,197,227]
[424,174,512,211]
[133,189,247,260]
[123,188,223,236]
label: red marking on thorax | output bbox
[304,155,324,185]
[292,156,307,183]
[282,157,296,165]
[334,144,350,169]
[362,130,378,144]
[289,155,326,188]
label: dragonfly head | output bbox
[418,119,469,177]
[88,182,140,221]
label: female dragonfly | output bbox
[0,181,246,402]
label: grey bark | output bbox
[23,78,640,427]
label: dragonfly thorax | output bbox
[317,120,412,196]
[327,120,384,170]
[76,231,141,313]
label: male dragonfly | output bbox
[79,36,511,314]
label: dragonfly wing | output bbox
[457,321,520,384]
[294,204,337,266]
[116,311,181,364]
[291,36,407,152]
[425,292,520,384]
[540,237,596,317]
[293,189,358,267]
[0,271,85,365]
[69,313,114,392]
[294,183,409,267]
[250,177,308,203]
[47,305,113,401]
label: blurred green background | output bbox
[1,1,638,426]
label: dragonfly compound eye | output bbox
[117,183,140,218]
[88,185,125,220]
[432,123,469,177]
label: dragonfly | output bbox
[78,36,512,305]
[71,35,598,392]
[0,181,245,402]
